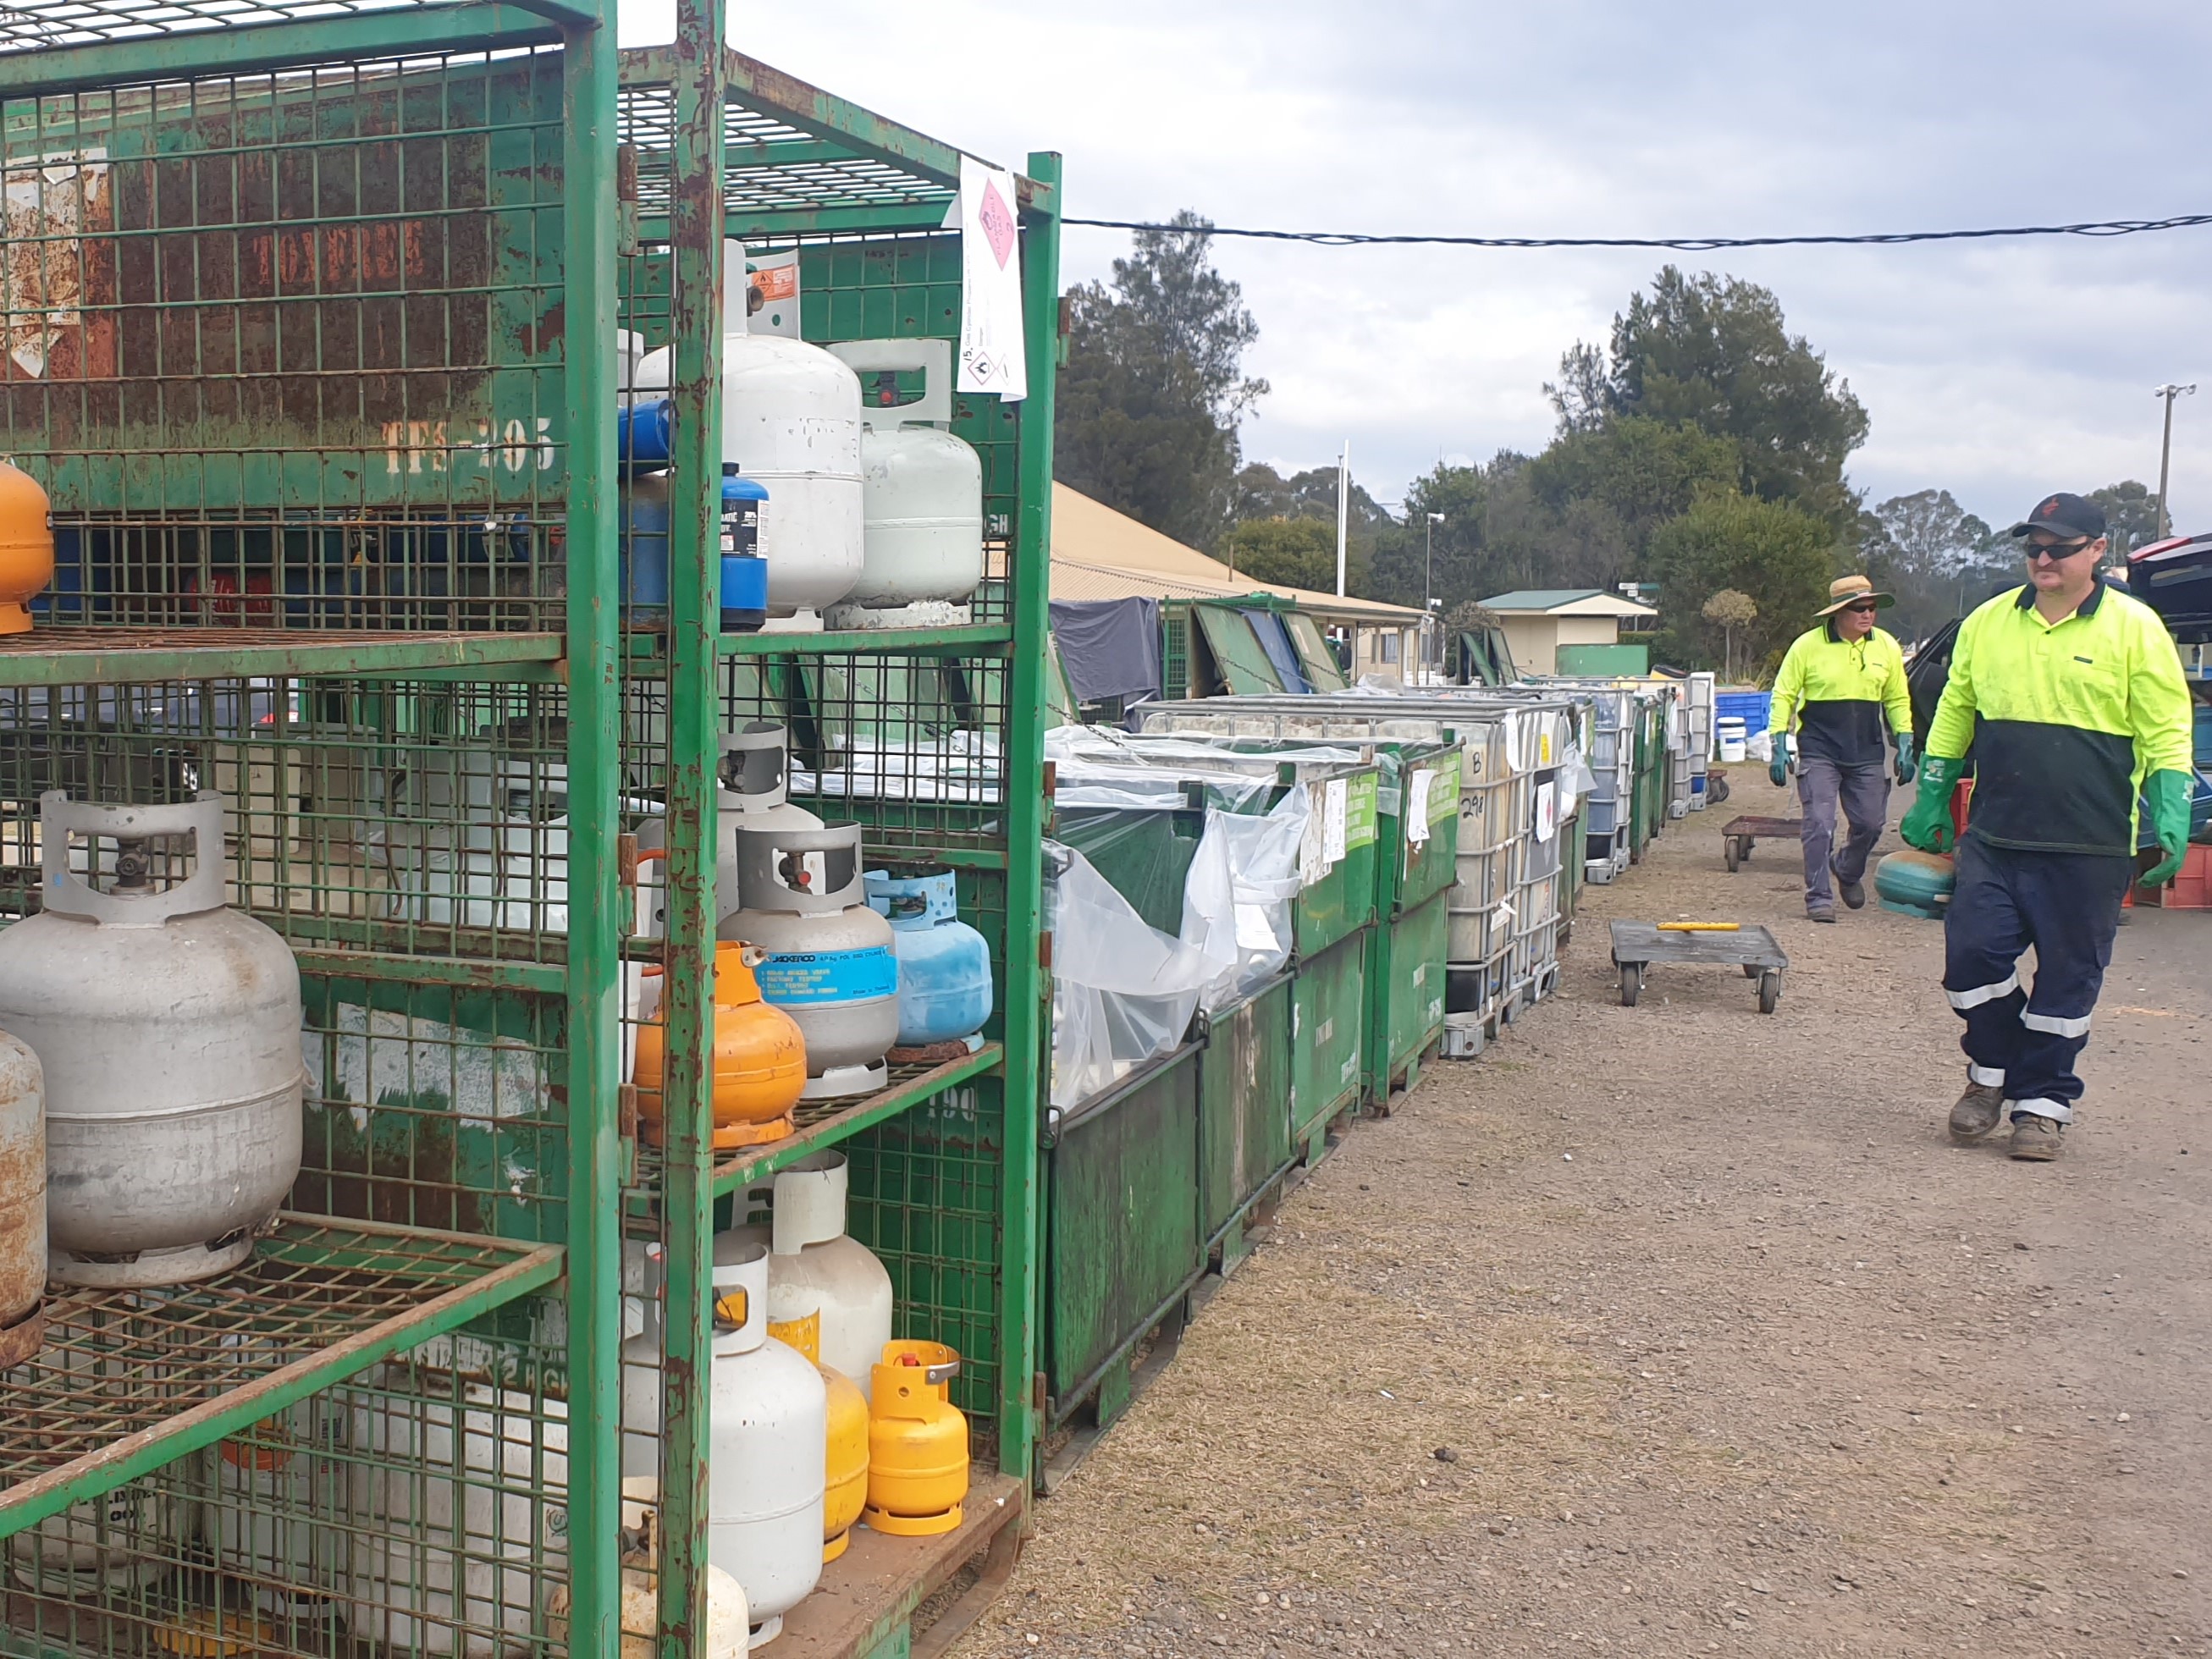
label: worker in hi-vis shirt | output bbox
[1766,575,1916,923]
[1901,492,2194,1162]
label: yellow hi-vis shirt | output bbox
[1766,622,1911,768]
[1926,578,2193,857]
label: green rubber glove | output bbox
[2140,769,2195,886]
[1899,754,1966,853]
[1894,730,1917,786]
[1768,732,1790,789]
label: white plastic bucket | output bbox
[1716,718,1748,763]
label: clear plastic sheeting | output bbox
[791,731,1002,802]
[1045,841,1219,1111]
[1558,742,1597,820]
[1180,788,1310,1012]
[1044,725,1369,811]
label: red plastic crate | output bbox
[2150,844,2212,910]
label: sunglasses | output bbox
[2026,538,2093,563]
[1842,601,1881,615]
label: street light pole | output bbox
[1422,512,1443,615]
[2154,383,2196,540]
[1423,513,1444,674]
[1334,442,1349,598]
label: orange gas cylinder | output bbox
[0,460,52,636]
[632,941,807,1149]
[863,1341,968,1537]
[764,1296,871,1563]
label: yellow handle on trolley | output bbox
[1657,922,1740,932]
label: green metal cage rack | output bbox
[0,2,1059,1654]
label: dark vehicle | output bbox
[2128,532,2212,644]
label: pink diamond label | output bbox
[977,177,1017,269]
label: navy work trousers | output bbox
[1941,835,2132,1124]
[1798,757,1889,907]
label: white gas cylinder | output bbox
[208,1398,345,1616]
[766,1152,894,1401]
[0,792,304,1287]
[634,722,824,937]
[709,1241,825,1646]
[631,242,863,627]
[343,1379,569,1658]
[825,338,985,620]
[548,1477,749,1659]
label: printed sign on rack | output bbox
[954,155,1028,401]
[1299,787,1328,886]
[1323,778,1349,866]
[1344,774,1379,850]
[1407,770,1434,845]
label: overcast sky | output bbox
[621,0,2212,536]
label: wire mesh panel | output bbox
[0,49,571,633]
[617,83,955,229]
[299,979,569,1243]
[612,230,1022,635]
[842,1080,1004,1436]
[0,0,486,51]
[3,1304,574,1659]
[0,675,576,960]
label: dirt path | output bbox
[955,774,2212,1659]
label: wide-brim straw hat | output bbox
[1816,574,1895,618]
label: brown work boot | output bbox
[1947,1082,2005,1140]
[1807,902,1836,923]
[2009,1113,2065,1161]
[1831,858,1867,910]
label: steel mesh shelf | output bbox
[0,1214,562,1537]
[626,1042,1001,1209]
[0,0,454,51]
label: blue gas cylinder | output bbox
[720,465,770,633]
[863,868,992,1050]
[623,472,671,621]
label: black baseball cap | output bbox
[2010,492,2107,541]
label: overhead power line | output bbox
[1059,213,2212,251]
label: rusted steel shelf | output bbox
[776,1471,1026,1659]
[619,622,1014,672]
[0,628,566,688]
[0,1215,563,1540]
[626,1043,1003,1211]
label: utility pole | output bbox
[2154,383,2195,540]
[1334,442,1349,598]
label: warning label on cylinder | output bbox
[758,945,898,1005]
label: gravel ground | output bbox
[952,773,2212,1659]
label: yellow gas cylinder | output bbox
[766,1292,871,1563]
[0,460,52,637]
[863,1341,968,1537]
[633,940,808,1149]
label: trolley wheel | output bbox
[1619,964,1642,1007]
[1757,971,1782,1015]
[1744,837,1756,857]
[1742,963,1761,978]
[1724,837,1741,872]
